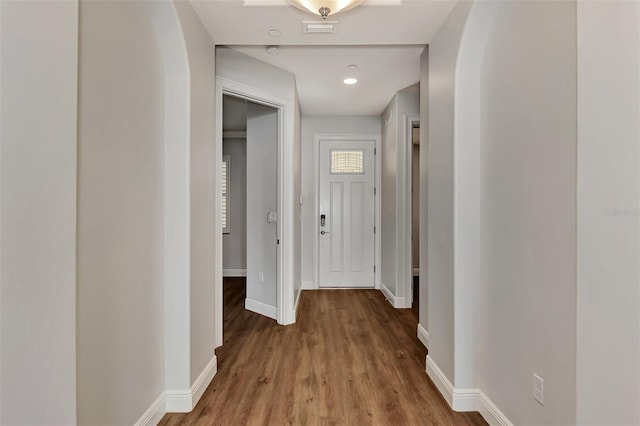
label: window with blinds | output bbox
[222,155,230,234]
[331,150,364,174]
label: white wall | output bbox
[418,46,429,333]
[0,1,78,423]
[380,84,420,307]
[576,1,640,423]
[144,0,192,397]
[223,138,247,271]
[396,88,419,298]
[76,2,165,423]
[412,144,419,271]
[174,0,217,385]
[2,0,216,422]
[300,116,382,287]
[217,48,296,101]
[381,86,419,301]
[246,103,278,310]
[425,1,638,424]
[293,94,302,304]
[426,0,472,383]
[461,1,578,422]
[380,85,420,300]
[381,99,398,294]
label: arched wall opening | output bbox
[145,1,193,402]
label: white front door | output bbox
[319,139,376,288]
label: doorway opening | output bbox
[222,95,248,285]
[410,124,420,313]
[216,81,289,349]
[403,116,420,312]
[221,94,279,319]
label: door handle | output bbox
[320,230,330,235]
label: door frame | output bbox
[214,77,296,349]
[402,116,420,308]
[313,134,382,290]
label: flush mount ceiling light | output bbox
[288,0,364,19]
[344,78,358,85]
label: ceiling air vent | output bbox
[303,21,338,34]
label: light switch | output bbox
[267,212,278,223]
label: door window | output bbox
[331,150,364,174]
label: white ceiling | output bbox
[189,0,457,115]
[189,0,456,45]
[231,45,423,115]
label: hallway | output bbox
[160,280,486,425]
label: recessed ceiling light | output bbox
[268,29,281,37]
[344,78,358,85]
[347,64,358,70]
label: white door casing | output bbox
[215,76,296,350]
[318,139,376,288]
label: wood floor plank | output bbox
[159,279,487,426]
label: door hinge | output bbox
[374,148,377,155]
[374,265,376,272]
[374,226,376,234]
[277,239,280,245]
[374,187,376,195]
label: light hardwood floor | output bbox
[159,278,486,425]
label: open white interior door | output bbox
[245,102,278,318]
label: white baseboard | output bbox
[134,392,166,426]
[165,389,192,413]
[245,298,277,320]
[380,281,407,308]
[223,268,246,277]
[476,390,513,426]
[417,323,429,349]
[380,281,394,305]
[413,268,420,276]
[452,388,479,411]
[426,355,454,407]
[301,280,315,290]
[294,287,302,318]
[452,389,513,426]
[191,355,218,408]
[166,354,218,413]
[426,355,512,426]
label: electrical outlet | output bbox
[533,374,544,405]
